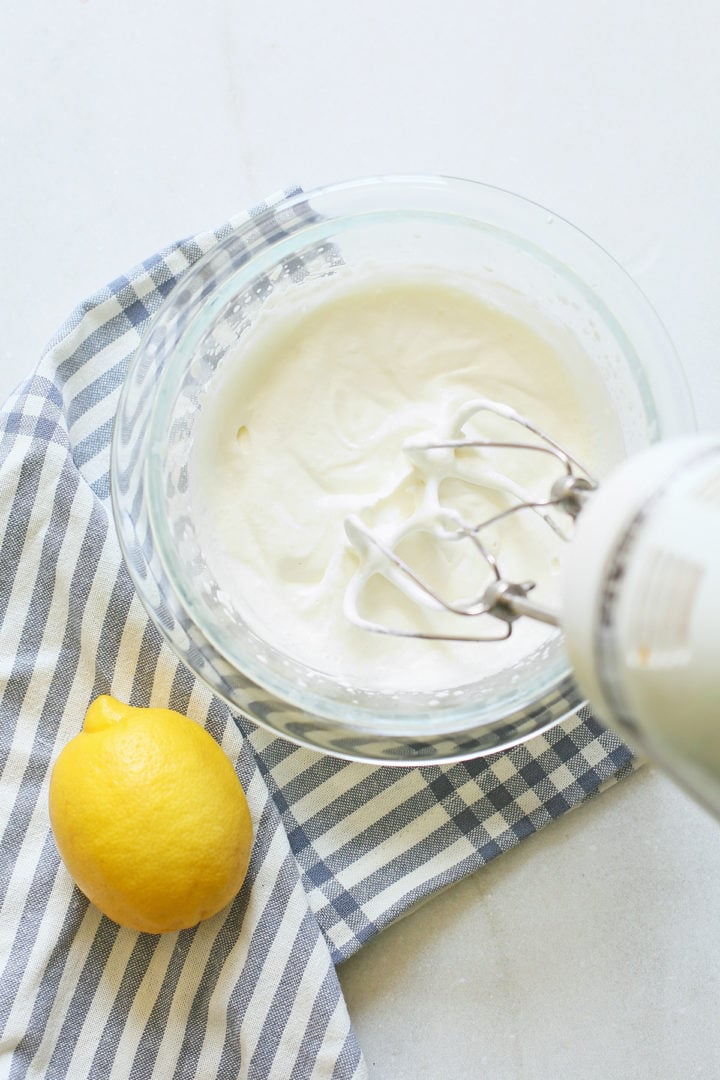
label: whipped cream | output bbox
[190,274,622,691]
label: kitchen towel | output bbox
[0,190,635,1080]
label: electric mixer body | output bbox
[562,435,720,818]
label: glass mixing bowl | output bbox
[110,175,695,764]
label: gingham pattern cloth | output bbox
[0,190,636,1080]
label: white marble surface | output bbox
[2,1,720,1076]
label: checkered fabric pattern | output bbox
[0,190,636,1079]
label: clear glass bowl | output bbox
[110,176,695,764]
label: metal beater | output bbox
[343,397,596,641]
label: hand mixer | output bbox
[344,398,720,819]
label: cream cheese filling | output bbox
[190,274,622,692]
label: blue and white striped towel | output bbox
[0,191,636,1080]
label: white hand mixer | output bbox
[344,399,720,818]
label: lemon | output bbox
[49,695,253,934]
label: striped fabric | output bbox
[0,192,636,1079]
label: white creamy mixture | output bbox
[191,275,621,692]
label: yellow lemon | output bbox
[49,695,253,934]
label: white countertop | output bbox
[2,2,719,1076]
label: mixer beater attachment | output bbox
[343,398,597,642]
